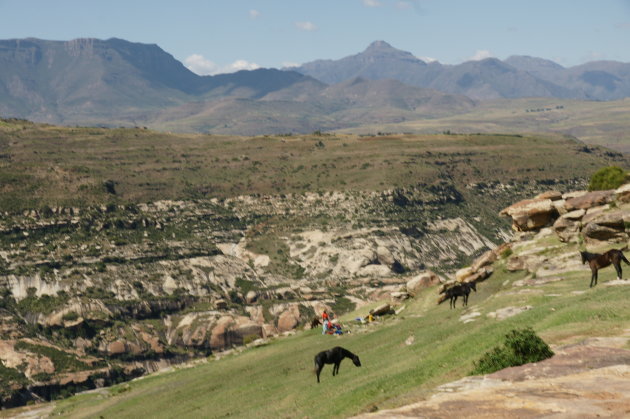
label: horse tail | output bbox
[621,251,630,265]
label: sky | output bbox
[1,0,629,75]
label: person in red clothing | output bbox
[322,310,330,334]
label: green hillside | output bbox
[42,231,630,418]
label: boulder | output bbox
[471,250,497,272]
[370,303,392,316]
[391,291,410,301]
[582,209,626,227]
[455,267,474,282]
[245,290,258,304]
[551,199,567,215]
[535,190,563,201]
[615,183,630,202]
[106,340,127,355]
[210,316,236,350]
[500,198,558,231]
[581,209,627,242]
[235,322,264,343]
[563,209,586,220]
[276,306,300,332]
[553,217,581,242]
[406,270,440,296]
[582,223,626,242]
[565,190,614,211]
[376,246,395,266]
[562,190,588,200]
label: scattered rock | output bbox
[565,190,615,211]
[406,270,440,296]
[500,198,559,232]
[487,305,533,320]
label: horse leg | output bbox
[333,362,340,376]
[590,269,597,287]
[316,363,323,383]
[614,262,622,280]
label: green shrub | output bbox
[588,166,627,191]
[500,248,513,259]
[471,328,554,375]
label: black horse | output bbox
[580,249,630,287]
[314,346,361,383]
[439,282,477,308]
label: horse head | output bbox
[352,355,361,367]
[580,251,588,264]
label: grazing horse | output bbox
[439,282,477,309]
[314,346,361,383]
[580,249,630,287]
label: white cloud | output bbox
[249,9,260,19]
[228,60,261,73]
[282,61,300,69]
[363,0,382,7]
[185,54,260,76]
[395,1,412,9]
[469,50,493,61]
[295,21,317,31]
[185,54,218,75]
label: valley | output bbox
[1,118,628,410]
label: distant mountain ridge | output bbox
[293,41,630,101]
[1,37,630,134]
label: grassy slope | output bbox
[1,119,626,212]
[47,235,630,419]
[336,98,630,153]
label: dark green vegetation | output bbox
[1,118,627,212]
[47,236,630,418]
[470,328,554,375]
[588,166,628,191]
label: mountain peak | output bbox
[365,40,395,52]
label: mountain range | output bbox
[293,40,630,101]
[1,38,630,134]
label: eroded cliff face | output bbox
[0,180,581,406]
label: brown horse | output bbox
[310,317,321,329]
[580,249,630,287]
[438,282,477,308]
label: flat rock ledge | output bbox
[353,342,630,418]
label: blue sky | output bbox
[1,0,629,75]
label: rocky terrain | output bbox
[1,177,629,416]
[353,183,630,418]
[0,177,574,407]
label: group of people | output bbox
[321,310,344,335]
[320,309,376,335]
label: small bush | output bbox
[471,328,554,375]
[500,248,513,259]
[588,166,627,191]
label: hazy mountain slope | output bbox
[0,38,195,122]
[150,77,476,134]
[294,42,630,101]
[0,38,323,126]
[291,40,429,85]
